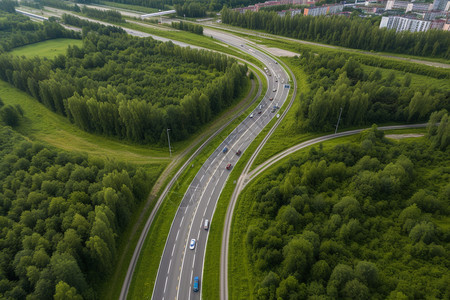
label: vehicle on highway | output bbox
[275,61,278,64]
[226,163,232,170]
[189,239,196,250]
[204,219,209,230]
[273,88,277,92]
[223,147,228,153]
[258,111,262,114]
[269,97,273,101]
[236,150,241,156]
[271,109,275,113]
[275,79,278,82]
[250,113,254,118]
[193,276,199,292]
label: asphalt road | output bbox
[151,30,290,300]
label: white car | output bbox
[189,239,196,250]
[250,113,254,118]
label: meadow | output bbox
[10,38,83,59]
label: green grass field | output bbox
[10,38,83,59]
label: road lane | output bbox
[152,30,290,300]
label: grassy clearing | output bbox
[361,64,450,91]
[126,75,263,299]
[10,38,83,59]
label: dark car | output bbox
[236,150,242,156]
[226,163,232,170]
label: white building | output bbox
[380,16,431,32]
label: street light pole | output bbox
[335,107,343,134]
[167,128,172,157]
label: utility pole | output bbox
[335,107,343,134]
[167,128,172,157]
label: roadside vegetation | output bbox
[230,123,450,299]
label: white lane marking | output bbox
[168,259,172,274]
[200,175,204,182]
[192,253,196,269]
[171,244,175,257]
[172,60,289,298]
[175,229,179,241]
[163,276,168,293]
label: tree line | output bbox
[81,5,124,23]
[0,10,80,53]
[221,8,450,59]
[171,21,203,34]
[237,125,449,299]
[292,52,450,132]
[0,17,248,143]
[0,126,157,299]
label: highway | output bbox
[151,30,290,300]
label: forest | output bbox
[237,120,449,299]
[0,10,80,52]
[0,126,157,299]
[221,8,450,59]
[293,51,450,132]
[0,13,248,143]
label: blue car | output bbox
[223,147,228,153]
[193,276,199,292]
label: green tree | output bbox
[54,281,83,300]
